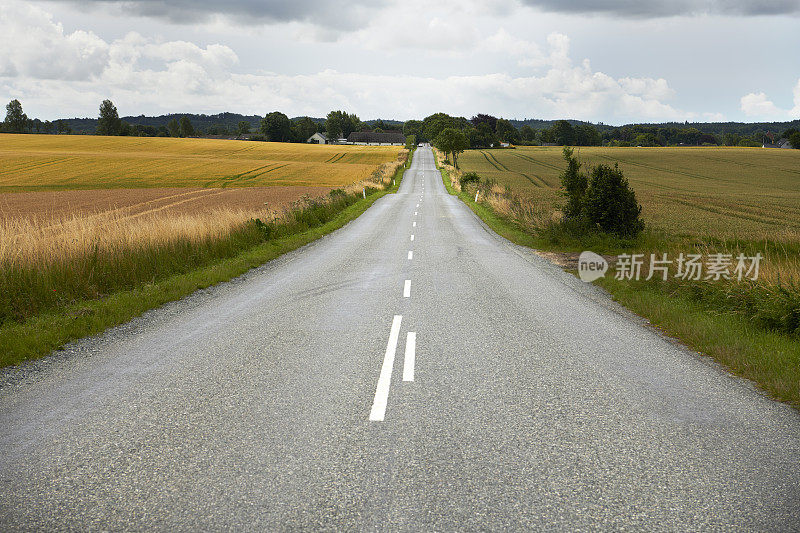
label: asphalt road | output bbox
[1,147,799,530]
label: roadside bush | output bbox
[459,171,481,190]
[583,163,644,237]
[558,147,644,238]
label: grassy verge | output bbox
[0,151,414,368]
[435,151,800,408]
[597,277,799,405]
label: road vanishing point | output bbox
[1,148,799,530]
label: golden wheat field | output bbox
[459,146,800,240]
[0,186,333,223]
[0,134,403,191]
[0,134,406,272]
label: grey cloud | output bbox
[519,0,800,17]
[55,0,387,29]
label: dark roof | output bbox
[347,131,406,144]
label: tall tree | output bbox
[179,116,195,137]
[495,119,518,143]
[261,111,292,142]
[559,147,587,219]
[467,122,497,148]
[55,119,70,134]
[470,114,498,131]
[4,99,28,133]
[434,128,469,168]
[96,99,122,136]
[344,112,361,137]
[293,116,318,141]
[423,112,459,143]
[326,110,345,139]
[789,132,800,149]
[403,120,424,140]
[519,124,536,142]
[550,120,575,146]
[237,120,251,135]
[167,118,180,137]
[325,110,361,139]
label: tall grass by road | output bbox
[0,150,411,367]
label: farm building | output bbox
[306,132,328,144]
[346,131,406,146]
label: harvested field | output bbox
[0,134,404,192]
[0,186,331,224]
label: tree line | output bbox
[4,98,799,149]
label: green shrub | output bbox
[583,163,645,237]
[558,147,644,237]
[559,147,587,218]
[459,171,481,190]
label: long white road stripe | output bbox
[369,315,403,422]
[408,250,413,260]
[404,279,411,297]
[403,332,416,382]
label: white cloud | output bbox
[740,92,782,117]
[793,78,800,116]
[1,0,692,124]
[0,2,109,80]
[740,81,800,119]
[485,29,546,67]
[519,0,800,18]
[703,112,726,121]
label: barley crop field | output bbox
[460,146,800,240]
[0,134,402,191]
[0,133,404,276]
[0,134,406,344]
[0,186,333,224]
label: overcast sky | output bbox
[1,0,798,124]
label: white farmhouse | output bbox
[307,132,328,144]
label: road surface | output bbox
[1,147,799,530]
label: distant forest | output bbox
[2,97,798,148]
